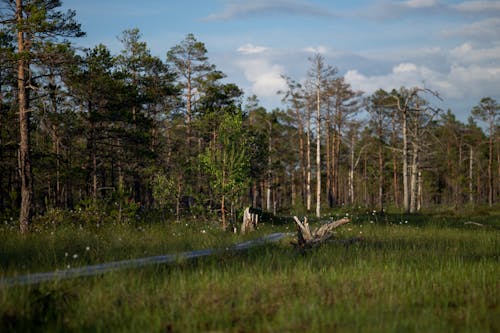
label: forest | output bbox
[1,0,499,233]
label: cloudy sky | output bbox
[62,0,500,121]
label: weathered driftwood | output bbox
[241,207,259,234]
[292,216,351,248]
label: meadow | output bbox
[1,208,499,332]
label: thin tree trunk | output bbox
[316,83,321,218]
[17,0,32,233]
[410,143,419,213]
[402,110,409,213]
[469,146,474,204]
[266,120,272,212]
[306,118,311,212]
[348,133,355,205]
[417,171,422,211]
[325,116,331,207]
[378,144,384,210]
[488,134,493,206]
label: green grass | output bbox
[1,209,499,332]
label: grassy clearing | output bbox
[1,209,499,332]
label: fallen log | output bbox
[292,216,351,248]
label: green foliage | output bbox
[200,112,250,206]
[150,172,177,210]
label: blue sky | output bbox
[61,0,500,121]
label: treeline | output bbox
[1,1,498,231]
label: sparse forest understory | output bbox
[0,1,499,232]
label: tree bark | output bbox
[410,143,419,213]
[17,0,33,233]
[316,78,321,218]
[469,145,474,204]
[306,116,311,212]
[402,109,409,213]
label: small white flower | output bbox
[86,246,90,251]
[65,252,68,257]
[73,254,78,259]
[201,230,206,234]
[66,265,71,269]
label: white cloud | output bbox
[345,60,500,102]
[404,0,439,8]
[237,43,269,54]
[393,63,418,73]
[235,58,287,98]
[203,0,337,21]
[443,17,500,40]
[453,0,500,12]
[303,45,328,54]
[450,42,500,63]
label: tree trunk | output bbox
[306,118,311,212]
[402,110,409,213]
[266,121,272,212]
[221,194,226,230]
[17,0,32,233]
[409,143,419,213]
[316,85,321,218]
[417,171,423,211]
[348,133,355,205]
[469,146,474,204]
[488,134,493,206]
[378,144,384,210]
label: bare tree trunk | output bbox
[348,133,355,205]
[17,0,32,233]
[488,135,493,206]
[91,121,97,203]
[295,109,306,207]
[409,143,419,213]
[266,120,272,212]
[221,194,226,230]
[330,133,337,207]
[325,116,331,207]
[402,110,410,213]
[391,116,399,208]
[417,171,423,211]
[316,84,321,218]
[378,144,384,210]
[469,146,474,204]
[306,118,312,212]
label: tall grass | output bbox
[1,210,499,332]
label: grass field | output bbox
[1,208,499,332]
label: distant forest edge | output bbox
[0,1,498,232]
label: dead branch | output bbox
[292,216,351,248]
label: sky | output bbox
[61,0,500,121]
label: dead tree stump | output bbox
[292,216,351,248]
[241,207,259,234]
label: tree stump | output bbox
[241,207,259,234]
[292,216,351,248]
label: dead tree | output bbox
[241,207,259,234]
[292,216,350,248]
